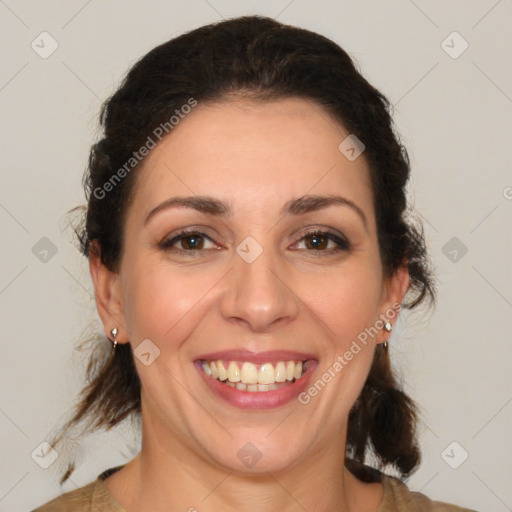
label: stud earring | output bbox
[383,321,392,349]
[110,327,118,350]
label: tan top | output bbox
[32,463,478,512]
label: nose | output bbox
[219,247,299,332]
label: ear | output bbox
[375,262,410,345]
[88,240,129,344]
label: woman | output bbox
[33,15,477,512]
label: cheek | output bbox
[299,260,383,344]
[121,257,219,349]
[297,268,380,419]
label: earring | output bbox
[110,327,118,350]
[383,321,392,349]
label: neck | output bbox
[105,413,383,512]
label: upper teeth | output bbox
[201,360,306,385]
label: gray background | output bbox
[1,1,511,511]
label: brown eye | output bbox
[160,230,216,253]
[180,234,205,250]
[304,233,329,250]
[295,230,350,253]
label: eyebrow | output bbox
[144,194,368,229]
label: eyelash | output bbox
[159,228,350,257]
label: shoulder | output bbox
[30,467,126,512]
[31,481,97,512]
[346,459,478,512]
[381,473,479,512]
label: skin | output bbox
[90,97,409,512]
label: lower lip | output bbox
[195,361,317,410]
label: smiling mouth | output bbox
[199,359,309,392]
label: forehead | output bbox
[128,97,374,225]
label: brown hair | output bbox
[53,15,435,484]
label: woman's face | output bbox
[95,97,408,474]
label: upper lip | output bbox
[195,349,317,365]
